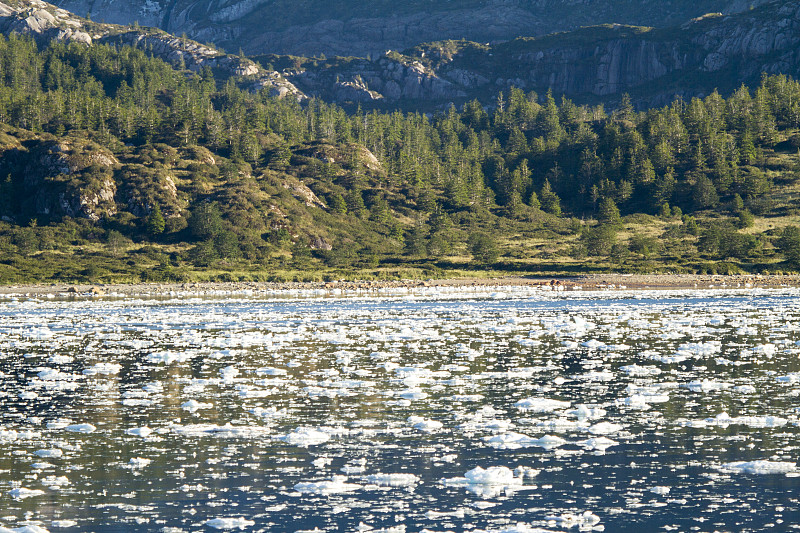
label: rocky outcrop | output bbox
[287,54,465,103]
[18,139,119,221]
[0,0,91,44]
[0,0,306,100]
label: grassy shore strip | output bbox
[1,274,799,297]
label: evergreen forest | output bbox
[1,34,800,283]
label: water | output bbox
[1,286,800,532]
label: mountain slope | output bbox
[276,1,800,108]
[0,0,304,98]
[51,0,770,58]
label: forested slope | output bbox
[1,35,800,283]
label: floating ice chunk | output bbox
[250,406,288,421]
[441,466,525,498]
[688,413,789,428]
[9,487,46,499]
[170,423,271,438]
[407,416,443,433]
[65,423,96,433]
[615,395,652,410]
[752,344,777,357]
[681,380,732,393]
[205,517,256,529]
[733,385,757,394]
[578,436,618,451]
[83,362,122,376]
[34,449,63,458]
[125,427,153,438]
[533,419,583,433]
[568,405,606,420]
[256,367,287,376]
[363,473,420,487]
[312,457,332,469]
[581,339,606,349]
[619,364,661,377]
[220,366,239,380]
[40,475,69,488]
[280,427,331,446]
[51,520,78,528]
[181,400,213,412]
[470,524,552,533]
[718,460,797,475]
[0,526,51,533]
[650,486,671,495]
[36,368,80,381]
[397,389,428,400]
[146,351,192,364]
[128,457,151,468]
[483,432,567,450]
[545,511,601,528]
[588,422,624,435]
[293,475,361,495]
[514,398,570,413]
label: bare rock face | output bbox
[20,139,119,221]
[282,179,326,209]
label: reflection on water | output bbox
[1,288,800,532]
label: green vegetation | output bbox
[1,34,800,284]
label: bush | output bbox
[467,232,500,264]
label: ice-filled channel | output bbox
[2,286,800,532]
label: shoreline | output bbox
[1,273,799,297]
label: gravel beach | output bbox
[1,273,798,297]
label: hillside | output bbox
[275,1,800,109]
[49,0,768,58]
[1,32,800,284]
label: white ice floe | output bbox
[718,460,797,475]
[280,427,331,446]
[483,432,567,451]
[0,526,52,533]
[205,517,256,529]
[567,405,607,420]
[65,423,96,433]
[545,511,601,529]
[181,399,213,412]
[650,486,670,495]
[293,475,361,495]
[82,362,122,375]
[678,412,788,428]
[407,416,443,433]
[128,457,151,468]
[441,466,525,498]
[578,436,618,452]
[9,487,46,499]
[220,365,239,381]
[170,424,271,438]
[125,427,153,437]
[146,351,192,364]
[619,364,661,377]
[33,449,63,458]
[681,380,732,393]
[363,473,420,487]
[514,398,570,413]
[587,422,623,435]
[471,524,554,533]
